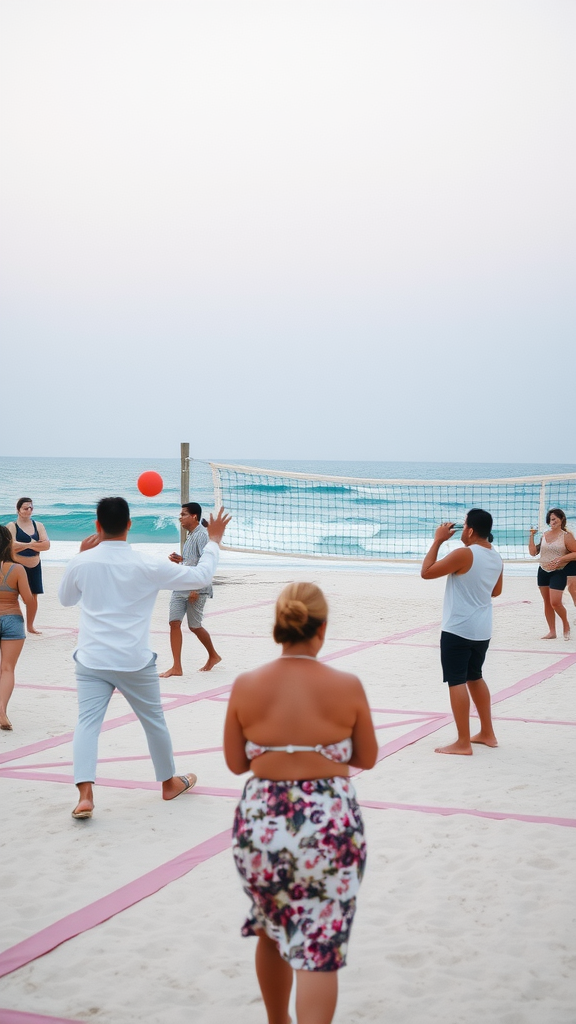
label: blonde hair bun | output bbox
[277,599,309,632]
[273,582,328,644]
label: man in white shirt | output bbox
[59,497,230,819]
[421,508,503,756]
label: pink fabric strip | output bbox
[204,599,276,618]
[0,685,233,767]
[375,716,452,761]
[368,651,576,765]
[375,717,438,731]
[491,715,576,727]
[319,621,441,662]
[0,829,232,980]
[1,747,226,772]
[18,684,77,693]
[491,652,576,704]
[0,770,242,798]
[359,799,576,828]
[369,706,447,717]
[0,1010,83,1024]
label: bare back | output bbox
[224,657,378,781]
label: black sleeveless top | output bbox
[14,520,39,558]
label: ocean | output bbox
[1,456,575,569]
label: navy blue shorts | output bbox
[440,631,490,687]
[566,562,576,578]
[23,562,43,594]
[537,566,568,591]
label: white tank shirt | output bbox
[442,545,503,641]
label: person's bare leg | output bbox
[295,970,338,1024]
[72,781,94,817]
[0,639,25,729]
[190,626,222,671]
[468,677,498,746]
[159,621,184,677]
[539,586,556,638]
[27,594,41,635]
[550,591,570,639]
[435,683,473,754]
[254,931,293,1024]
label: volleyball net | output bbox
[200,462,576,562]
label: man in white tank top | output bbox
[421,509,503,756]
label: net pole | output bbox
[180,442,190,553]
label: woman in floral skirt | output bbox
[224,582,378,1024]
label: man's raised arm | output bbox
[421,523,472,580]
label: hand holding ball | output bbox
[137,471,164,497]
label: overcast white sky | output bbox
[1,1,574,463]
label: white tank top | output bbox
[442,545,503,641]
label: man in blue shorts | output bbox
[421,508,503,755]
[160,502,222,676]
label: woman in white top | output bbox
[529,508,576,640]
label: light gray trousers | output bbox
[73,655,176,785]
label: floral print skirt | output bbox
[232,775,366,971]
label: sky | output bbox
[1,0,575,463]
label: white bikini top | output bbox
[244,653,353,763]
[245,737,353,764]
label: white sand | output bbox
[1,563,575,1023]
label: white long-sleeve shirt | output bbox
[59,540,220,671]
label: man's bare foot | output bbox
[435,741,473,755]
[162,773,197,800]
[159,666,183,678]
[28,627,42,635]
[0,714,13,731]
[541,632,556,639]
[199,654,222,672]
[471,732,498,747]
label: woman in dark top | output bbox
[7,498,50,634]
[0,524,34,729]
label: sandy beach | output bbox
[1,561,575,1024]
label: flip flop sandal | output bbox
[167,773,197,800]
[71,806,94,819]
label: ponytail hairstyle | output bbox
[273,582,328,645]
[0,524,15,564]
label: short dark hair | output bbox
[182,502,202,519]
[466,508,493,541]
[546,508,567,530]
[97,497,130,536]
[17,497,33,511]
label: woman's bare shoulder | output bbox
[232,661,279,688]
[320,664,363,689]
